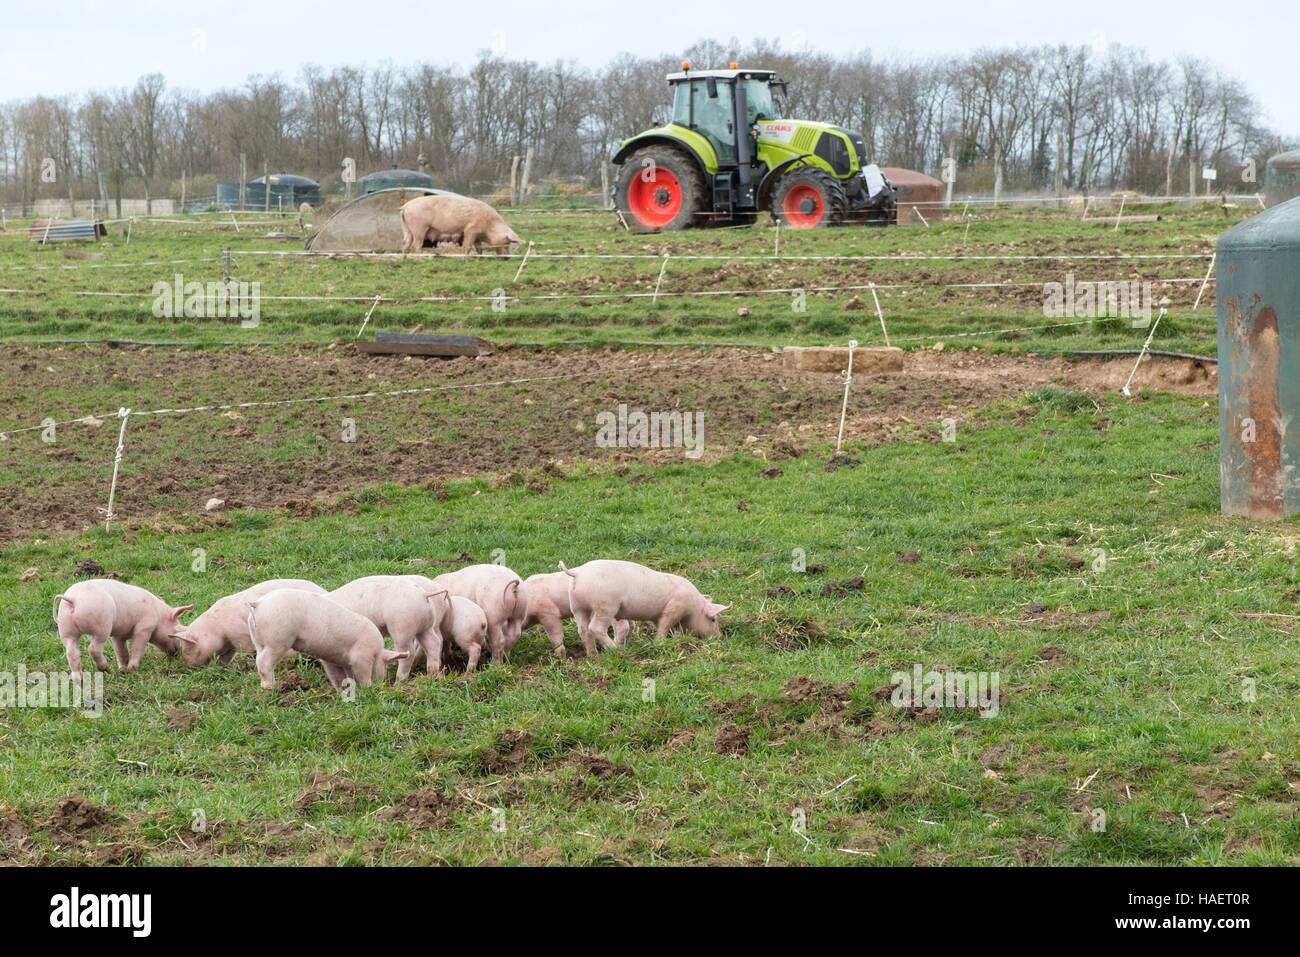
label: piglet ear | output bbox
[177,632,199,644]
[706,601,731,616]
[171,603,195,619]
[382,649,409,662]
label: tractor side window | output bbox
[671,83,692,128]
[689,80,736,165]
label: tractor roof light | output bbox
[681,60,690,72]
[729,61,738,69]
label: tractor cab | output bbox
[611,63,896,232]
[667,68,784,168]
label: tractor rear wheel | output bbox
[615,146,706,232]
[771,168,847,228]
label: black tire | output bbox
[614,145,706,233]
[770,168,848,228]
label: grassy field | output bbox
[0,202,1235,355]
[2,388,1298,865]
[2,204,1295,866]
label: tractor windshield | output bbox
[743,79,777,123]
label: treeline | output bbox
[0,37,1287,206]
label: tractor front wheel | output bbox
[615,146,705,232]
[771,168,847,228]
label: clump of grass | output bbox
[1025,386,1098,413]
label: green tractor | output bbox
[612,64,898,232]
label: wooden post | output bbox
[520,147,533,203]
[239,153,247,210]
[945,136,955,207]
[510,155,520,206]
[1055,131,1064,198]
[993,153,1003,208]
[600,163,610,209]
[263,161,270,213]
[180,170,186,215]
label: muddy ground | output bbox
[0,344,1215,542]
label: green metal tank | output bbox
[1218,196,1300,517]
[1263,150,1300,208]
[357,167,435,196]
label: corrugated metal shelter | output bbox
[1263,150,1300,208]
[27,219,108,242]
[358,167,435,196]
[881,167,944,225]
[1217,195,1300,517]
[306,187,458,252]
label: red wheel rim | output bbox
[782,184,824,227]
[626,168,683,228]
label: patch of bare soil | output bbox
[475,729,533,774]
[714,723,752,756]
[380,788,461,830]
[44,795,110,834]
[295,772,378,813]
[0,808,32,862]
[0,344,1214,542]
[571,753,627,780]
[167,707,198,730]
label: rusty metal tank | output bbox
[1263,150,1300,208]
[881,167,944,225]
[1217,196,1300,517]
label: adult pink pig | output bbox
[399,194,521,256]
[561,560,729,655]
[246,589,405,691]
[53,579,192,673]
[431,564,528,666]
[176,578,327,666]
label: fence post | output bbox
[520,147,534,203]
[101,408,132,530]
[652,252,669,305]
[836,341,858,453]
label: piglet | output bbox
[409,595,489,674]
[246,588,405,691]
[561,560,729,655]
[53,579,192,673]
[523,571,631,657]
[177,578,326,666]
[431,564,529,665]
[329,575,448,681]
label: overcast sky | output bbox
[3,0,1296,135]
